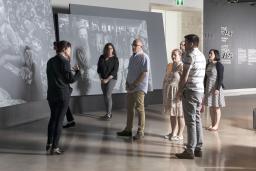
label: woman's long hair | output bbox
[103,43,117,57]
[56,40,71,53]
[209,49,220,62]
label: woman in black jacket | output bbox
[53,41,76,129]
[46,41,80,154]
[97,43,119,120]
[203,49,225,131]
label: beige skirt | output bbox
[162,83,183,117]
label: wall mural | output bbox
[0,0,55,107]
[58,14,153,95]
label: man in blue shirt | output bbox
[117,39,150,140]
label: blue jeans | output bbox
[182,90,203,154]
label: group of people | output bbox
[162,34,225,159]
[46,38,150,154]
[45,34,225,159]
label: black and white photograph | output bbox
[0,0,55,107]
[58,14,153,95]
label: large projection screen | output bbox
[58,14,153,95]
[0,0,55,107]
[69,4,167,93]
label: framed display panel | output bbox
[58,13,153,95]
[0,0,55,107]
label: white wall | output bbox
[51,0,203,11]
[151,8,202,63]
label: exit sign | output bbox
[176,0,184,5]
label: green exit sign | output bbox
[176,0,184,5]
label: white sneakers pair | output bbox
[164,133,183,141]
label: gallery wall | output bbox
[204,0,256,89]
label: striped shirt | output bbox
[183,48,206,93]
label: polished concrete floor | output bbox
[0,95,256,171]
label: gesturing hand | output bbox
[72,64,79,71]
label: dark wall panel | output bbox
[204,0,256,89]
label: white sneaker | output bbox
[170,136,183,141]
[178,136,184,141]
[170,136,179,141]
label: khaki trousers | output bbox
[125,91,145,134]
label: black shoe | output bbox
[63,121,76,128]
[175,150,195,159]
[117,130,132,137]
[194,149,202,157]
[50,147,64,155]
[46,144,52,155]
[133,132,144,140]
[101,114,112,121]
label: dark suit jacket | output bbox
[46,54,80,102]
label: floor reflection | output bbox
[1,96,256,171]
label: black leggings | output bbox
[47,99,69,148]
[66,107,74,122]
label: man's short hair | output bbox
[133,39,143,46]
[184,34,199,47]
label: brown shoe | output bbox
[117,130,132,137]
